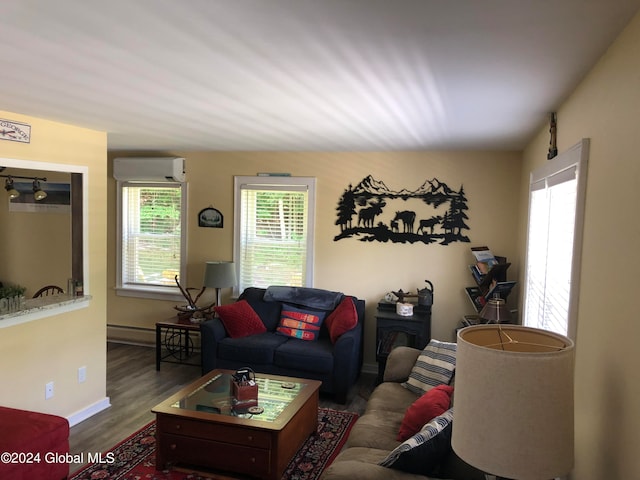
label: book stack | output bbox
[465,247,516,312]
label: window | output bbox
[523,139,589,339]
[116,182,187,298]
[234,176,316,295]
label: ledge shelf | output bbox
[0,295,92,328]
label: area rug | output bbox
[70,407,357,480]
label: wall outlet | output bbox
[45,381,54,400]
[78,366,87,383]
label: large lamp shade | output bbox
[452,325,575,480]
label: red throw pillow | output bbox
[397,385,454,441]
[214,300,266,338]
[324,297,358,343]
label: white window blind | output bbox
[119,182,186,290]
[234,177,315,294]
[523,140,588,339]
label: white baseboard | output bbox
[67,397,111,427]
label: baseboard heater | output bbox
[107,323,201,348]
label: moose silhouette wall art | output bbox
[334,175,470,245]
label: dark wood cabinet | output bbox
[375,307,431,383]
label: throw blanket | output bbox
[264,286,344,311]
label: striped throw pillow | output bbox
[276,303,327,341]
[402,339,456,395]
[379,408,454,468]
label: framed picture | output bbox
[198,207,223,228]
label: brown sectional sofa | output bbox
[320,346,485,480]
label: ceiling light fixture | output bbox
[0,173,48,200]
[4,177,20,199]
[32,179,47,201]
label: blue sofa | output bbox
[200,286,365,403]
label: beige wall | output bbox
[0,110,108,419]
[107,150,522,368]
[519,12,640,480]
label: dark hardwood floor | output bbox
[68,342,375,475]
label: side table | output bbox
[156,319,201,370]
[375,306,431,383]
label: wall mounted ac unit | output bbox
[113,157,186,182]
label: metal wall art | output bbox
[334,175,470,245]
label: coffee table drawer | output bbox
[158,416,272,448]
[160,432,271,477]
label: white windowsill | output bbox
[0,295,92,329]
[115,286,184,302]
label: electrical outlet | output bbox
[78,366,87,383]
[45,381,54,400]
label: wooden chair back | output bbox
[33,285,64,298]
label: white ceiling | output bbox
[1,0,639,152]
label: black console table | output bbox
[375,305,431,383]
[156,319,201,370]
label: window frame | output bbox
[115,180,188,300]
[523,139,589,340]
[233,176,316,296]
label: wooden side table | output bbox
[156,319,201,370]
[375,307,431,383]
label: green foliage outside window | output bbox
[139,187,181,234]
[255,191,305,241]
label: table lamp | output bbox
[479,296,511,323]
[452,324,575,480]
[203,261,237,307]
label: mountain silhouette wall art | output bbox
[334,175,470,245]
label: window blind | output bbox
[121,183,183,288]
[524,176,577,335]
[237,183,309,292]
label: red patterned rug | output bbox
[70,407,357,480]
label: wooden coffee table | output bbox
[152,369,321,479]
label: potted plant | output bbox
[0,283,27,314]
[0,283,26,299]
